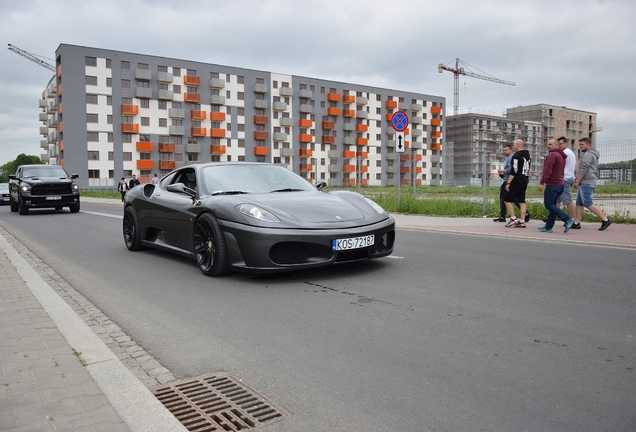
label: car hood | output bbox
[22,177,72,183]
[248,191,366,223]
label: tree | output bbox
[0,154,43,182]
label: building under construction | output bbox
[444,113,543,186]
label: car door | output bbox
[151,168,198,252]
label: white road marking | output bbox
[82,210,122,219]
[386,255,404,259]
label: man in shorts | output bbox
[504,139,531,228]
[573,138,612,231]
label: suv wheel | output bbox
[18,197,29,215]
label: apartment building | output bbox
[506,104,598,147]
[38,44,445,188]
[445,113,544,186]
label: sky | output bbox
[1,0,635,166]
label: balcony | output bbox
[273,132,288,142]
[135,87,152,99]
[158,142,175,153]
[39,99,47,108]
[122,123,139,133]
[411,116,422,124]
[137,160,154,169]
[121,104,139,115]
[299,104,312,113]
[136,141,154,152]
[343,165,356,173]
[385,126,396,135]
[273,101,288,111]
[40,140,48,149]
[210,95,226,105]
[385,100,397,109]
[169,125,185,135]
[385,113,393,121]
[46,100,57,114]
[184,143,200,153]
[327,107,340,116]
[321,136,335,144]
[431,131,442,138]
[210,145,226,154]
[328,164,340,173]
[399,102,409,110]
[48,130,58,143]
[430,143,442,150]
[356,151,368,158]
[411,129,422,137]
[299,89,313,99]
[184,75,200,86]
[355,124,368,132]
[322,121,335,129]
[159,160,176,170]
[210,112,226,122]
[280,148,294,157]
[411,103,422,111]
[210,128,226,138]
[343,137,355,145]
[299,134,313,143]
[430,118,442,126]
[299,149,313,158]
[327,93,340,102]
[356,111,368,119]
[299,119,313,128]
[254,115,268,125]
[209,78,225,89]
[343,109,355,117]
[254,131,269,140]
[410,142,423,149]
[279,118,294,127]
[254,99,268,109]
[342,151,356,158]
[328,150,340,158]
[190,110,207,120]
[191,128,207,137]
[135,69,152,81]
[158,90,174,100]
[299,164,313,172]
[343,95,355,104]
[356,96,368,105]
[169,108,184,118]
[47,116,58,128]
[253,83,268,93]
[356,138,368,146]
[279,87,293,97]
[184,92,200,103]
[157,71,173,83]
[342,123,355,131]
[430,106,442,114]
[254,146,269,156]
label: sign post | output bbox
[391,112,409,209]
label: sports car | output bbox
[123,162,395,276]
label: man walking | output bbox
[494,144,531,223]
[129,174,140,190]
[573,138,612,231]
[537,139,575,233]
[558,136,577,219]
[504,139,531,228]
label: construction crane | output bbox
[438,58,515,116]
[8,44,55,72]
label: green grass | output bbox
[83,185,636,224]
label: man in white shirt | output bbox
[558,136,577,223]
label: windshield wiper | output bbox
[271,188,305,193]
[210,190,249,196]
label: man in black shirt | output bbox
[504,139,531,228]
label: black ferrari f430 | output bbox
[123,162,395,276]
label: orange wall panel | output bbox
[183,75,200,86]
[158,143,175,153]
[299,119,313,128]
[299,134,313,143]
[327,107,341,116]
[253,115,268,125]
[386,100,398,109]
[136,141,154,152]
[254,131,269,140]
[210,112,226,122]
[254,146,269,156]
[299,149,313,157]
[431,106,442,114]
[190,110,206,120]
[355,124,368,132]
[121,105,139,115]
[122,123,139,133]
[184,92,200,103]
[343,95,355,103]
[210,145,227,154]
[159,160,175,170]
[327,93,341,102]
[137,160,154,169]
[210,128,226,138]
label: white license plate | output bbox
[45,196,62,200]
[332,235,374,251]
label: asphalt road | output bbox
[1,202,635,431]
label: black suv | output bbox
[9,164,80,215]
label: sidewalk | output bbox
[1,204,634,431]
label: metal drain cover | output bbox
[151,373,289,431]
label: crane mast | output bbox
[438,58,515,115]
[8,44,56,72]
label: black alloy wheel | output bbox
[18,197,28,215]
[123,206,144,251]
[193,213,229,276]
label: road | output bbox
[1,202,635,431]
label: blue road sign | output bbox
[391,111,409,132]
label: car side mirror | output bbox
[167,183,197,199]
[8,175,16,180]
[71,174,79,179]
[315,181,327,191]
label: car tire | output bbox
[123,206,145,251]
[69,203,80,213]
[194,213,229,276]
[9,196,18,212]
[18,196,28,215]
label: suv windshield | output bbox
[22,167,69,178]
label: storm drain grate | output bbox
[150,373,289,431]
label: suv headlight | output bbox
[72,183,79,192]
[20,184,31,193]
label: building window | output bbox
[123,152,132,161]
[139,134,151,142]
[237,76,244,84]
[123,134,132,143]
[108,133,113,142]
[106,77,112,87]
[87,113,98,123]
[87,132,99,141]
[141,117,150,126]
[108,152,114,161]
[107,96,112,106]
[85,57,97,66]
[86,94,98,104]
[172,101,182,108]
[188,154,198,162]
[138,63,148,70]
[88,151,99,160]
[121,61,130,70]
[173,85,181,94]
[159,118,167,127]
[139,153,151,160]
[173,67,180,77]
[121,79,130,88]
[238,139,245,148]
[158,65,167,72]
[238,92,244,100]
[85,76,97,85]
[137,81,150,88]
[88,170,100,179]
[158,101,167,109]
[106,59,111,68]
[140,99,149,108]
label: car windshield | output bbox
[0,183,8,190]
[22,167,69,178]
[202,164,316,195]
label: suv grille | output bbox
[31,184,73,195]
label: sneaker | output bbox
[564,218,575,233]
[599,218,613,231]
[571,223,581,229]
[525,212,532,222]
[505,218,517,227]
[538,226,553,233]
[507,219,526,228]
[493,217,506,222]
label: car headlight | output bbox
[20,184,31,193]
[365,197,386,215]
[72,183,79,191]
[235,204,280,222]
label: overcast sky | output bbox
[1,0,634,165]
